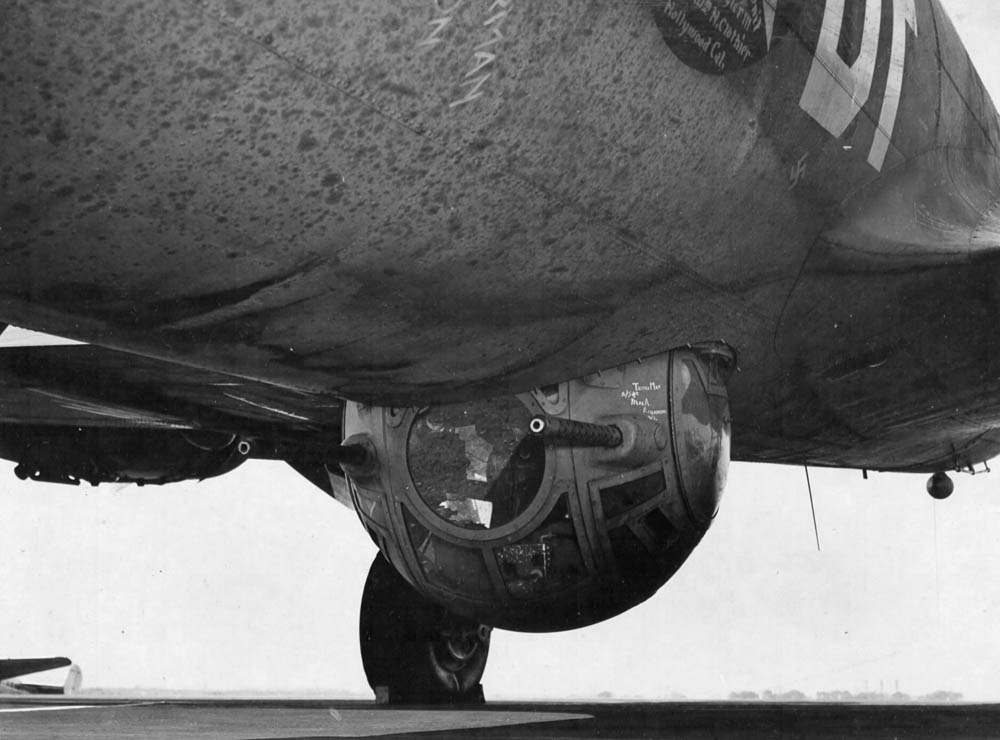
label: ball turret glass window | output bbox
[407,396,545,530]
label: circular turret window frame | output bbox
[399,393,561,545]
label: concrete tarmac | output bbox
[2,698,999,739]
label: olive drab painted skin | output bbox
[1,8,1000,524]
[3,0,999,476]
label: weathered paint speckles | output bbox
[2,0,1000,476]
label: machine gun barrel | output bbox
[528,415,623,448]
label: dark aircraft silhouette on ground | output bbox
[0,658,82,695]
[3,0,998,702]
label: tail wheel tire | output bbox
[359,553,490,704]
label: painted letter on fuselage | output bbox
[799,0,917,172]
[868,0,917,170]
[799,0,882,138]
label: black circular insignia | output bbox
[654,0,774,75]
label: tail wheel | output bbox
[359,553,490,704]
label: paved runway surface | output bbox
[3,698,1000,739]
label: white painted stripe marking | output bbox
[223,392,312,421]
[763,0,776,47]
[0,704,104,713]
[0,326,87,348]
[28,389,190,428]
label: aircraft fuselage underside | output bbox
[3,0,1000,473]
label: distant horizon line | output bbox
[56,687,981,705]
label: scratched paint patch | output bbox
[417,0,515,108]
[653,0,775,75]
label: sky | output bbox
[3,0,1000,702]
